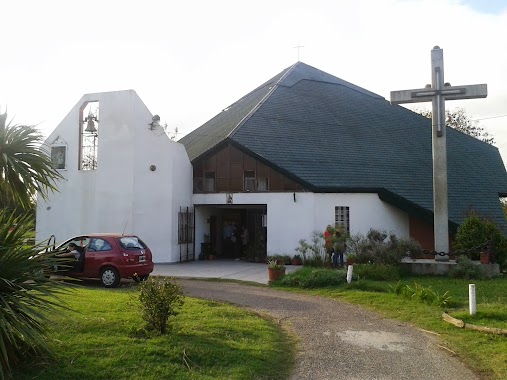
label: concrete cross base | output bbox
[435,255,450,262]
[401,258,500,278]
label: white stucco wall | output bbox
[193,192,409,257]
[36,90,192,263]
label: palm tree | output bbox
[0,110,62,209]
[0,110,67,379]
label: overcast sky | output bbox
[2,0,507,161]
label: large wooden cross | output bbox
[390,46,487,261]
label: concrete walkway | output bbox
[153,258,301,284]
[153,261,479,380]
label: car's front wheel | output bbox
[100,267,121,288]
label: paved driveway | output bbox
[177,279,479,380]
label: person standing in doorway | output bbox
[241,226,249,256]
[324,225,334,258]
[334,227,347,268]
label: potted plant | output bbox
[267,260,286,282]
[480,251,491,264]
[345,254,357,266]
[291,254,303,265]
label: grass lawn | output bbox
[274,269,507,380]
[13,284,296,380]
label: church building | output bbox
[36,62,507,262]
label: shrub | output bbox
[346,280,389,293]
[449,256,484,280]
[453,211,507,270]
[389,281,451,308]
[346,229,422,265]
[353,264,401,281]
[138,277,184,335]
[294,232,331,268]
[279,268,346,288]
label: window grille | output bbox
[334,206,350,234]
[178,207,194,244]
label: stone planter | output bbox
[268,268,286,282]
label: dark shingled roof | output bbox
[179,62,507,229]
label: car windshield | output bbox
[118,236,146,250]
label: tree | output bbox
[418,107,494,145]
[0,110,63,210]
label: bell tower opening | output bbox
[79,101,99,170]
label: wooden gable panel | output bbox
[203,156,216,171]
[230,162,242,178]
[244,154,256,170]
[230,178,242,191]
[216,146,229,164]
[257,162,269,177]
[270,171,283,191]
[217,163,229,178]
[230,146,243,163]
[216,178,229,192]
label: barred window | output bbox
[178,208,194,244]
[334,206,350,234]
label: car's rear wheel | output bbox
[100,267,120,288]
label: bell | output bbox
[84,117,97,133]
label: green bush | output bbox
[453,211,507,270]
[294,232,331,268]
[345,280,389,293]
[449,256,484,280]
[353,264,401,281]
[346,229,422,265]
[280,268,346,288]
[138,277,184,335]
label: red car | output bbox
[51,234,154,287]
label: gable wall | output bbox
[36,90,193,263]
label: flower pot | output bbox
[291,258,302,266]
[480,251,490,264]
[268,268,286,282]
[208,254,216,260]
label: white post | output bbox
[346,265,353,284]
[469,284,476,316]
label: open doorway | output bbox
[195,205,267,261]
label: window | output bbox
[244,170,255,191]
[335,206,350,234]
[80,101,99,171]
[88,238,113,251]
[257,177,269,191]
[178,208,194,244]
[119,236,146,250]
[204,172,215,192]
